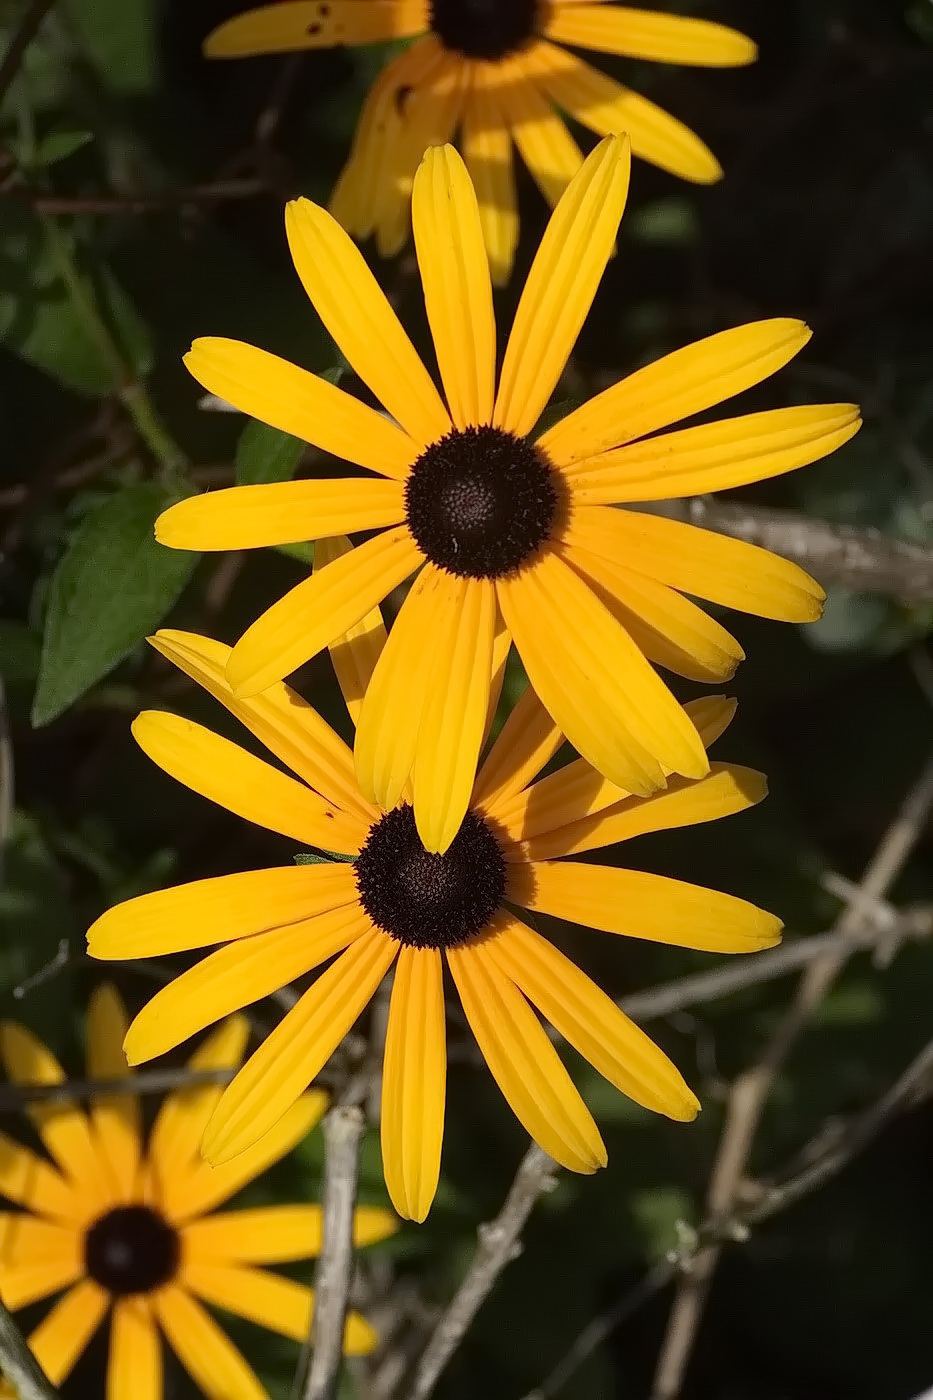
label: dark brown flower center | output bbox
[429,0,540,61]
[84,1205,180,1296]
[355,804,506,949]
[405,425,560,579]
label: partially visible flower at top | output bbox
[158,138,860,854]
[88,616,781,1223]
[0,987,394,1400]
[204,0,757,280]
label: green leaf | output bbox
[32,129,93,168]
[294,850,355,865]
[32,481,199,727]
[235,420,305,486]
[63,0,158,92]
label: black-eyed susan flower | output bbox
[203,0,757,280]
[158,138,860,854]
[88,617,781,1223]
[0,987,393,1398]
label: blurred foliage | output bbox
[1,0,933,1397]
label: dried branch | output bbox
[0,1297,58,1400]
[653,498,933,603]
[4,178,266,215]
[0,1067,231,1112]
[408,1146,558,1400]
[303,1105,366,1400]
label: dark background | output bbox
[1,1,932,1396]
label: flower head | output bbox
[88,616,781,1222]
[160,137,860,854]
[204,0,758,279]
[0,988,393,1397]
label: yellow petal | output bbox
[564,541,745,682]
[512,860,782,952]
[203,929,397,1164]
[494,134,631,438]
[163,1092,328,1223]
[565,404,862,501]
[486,694,736,850]
[448,931,605,1173]
[527,40,722,183]
[412,145,496,429]
[472,683,563,808]
[152,1286,266,1400]
[0,1023,110,1214]
[182,1203,392,1263]
[181,338,417,479]
[0,1218,82,1308]
[89,864,357,961]
[563,507,825,622]
[540,319,812,466]
[461,64,518,286]
[108,1298,161,1400]
[482,613,512,751]
[488,917,698,1119]
[412,574,496,853]
[205,0,426,56]
[226,525,422,698]
[381,948,446,1223]
[156,477,406,551]
[354,564,442,811]
[0,1257,83,1311]
[285,197,450,446]
[523,762,768,861]
[24,1280,108,1388]
[0,1133,79,1224]
[131,711,366,854]
[149,629,374,824]
[86,985,140,1203]
[182,1263,377,1355]
[148,1017,249,1192]
[497,550,708,795]
[545,5,756,65]
[124,902,372,1064]
[498,49,584,208]
[314,536,387,728]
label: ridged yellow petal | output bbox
[412,574,495,853]
[226,525,422,698]
[204,0,426,56]
[494,134,630,437]
[285,197,449,446]
[181,338,417,479]
[564,507,825,622]
[497,550,708,795]
[25,1281,108,1388]
[512,860,783,952]
[130,712,366,854]
[528,40,722,183]
[412,145,495,429]
[381,948,446,1223]
[153,1287,266,1400]
[447,932,605,1173]
[545,5,756,65]
[108,1298,161,1400]
[86,985,140,1203]
[124,903,371,1065]
[566,404,862,501]
[565,542,745,682]
[183,1203,392,1263]
[150,629,373,822]
[156,477,406,552]
[499,48,584,207]
[461,65,517,285]
[540,319,812,466]
[488,918,698,1119]
[183,1263,377,1355]
[89,864,357,961]
[472,683,563,808]
[203,930,397,1164]
[148,1016,249,1190]
[314,536,387,728]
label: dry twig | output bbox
[0,1297,58,1400]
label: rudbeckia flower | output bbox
[159,138,860,854]
[0,987,393,1398]
[204,0,757,279]
[88,616,781,1223]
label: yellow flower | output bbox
[160,138,860,854]
[0,987,394,1398]
[204,0,757,279]
[88,618,781,1223]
